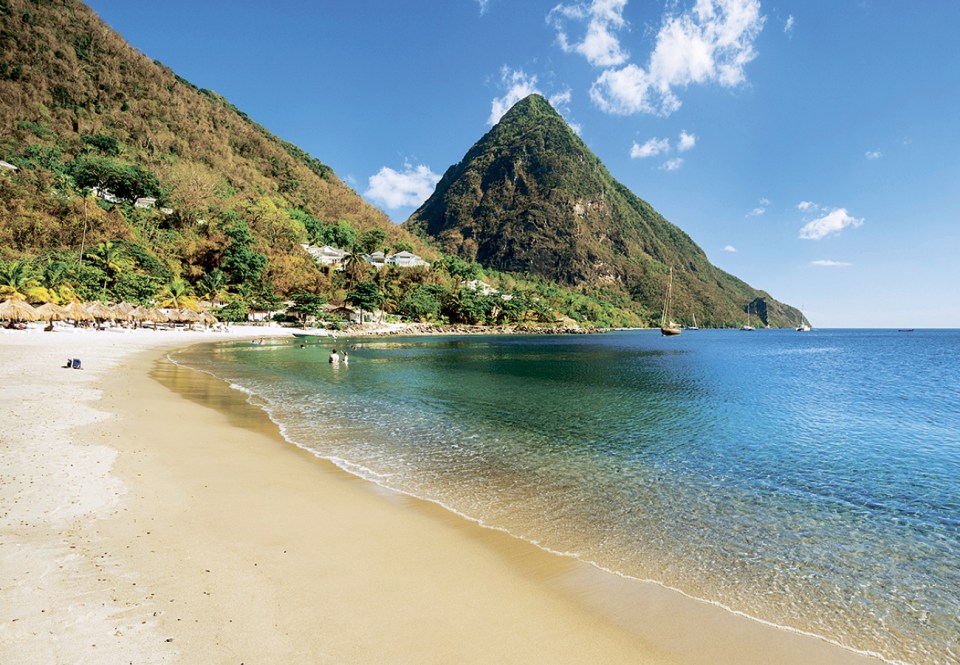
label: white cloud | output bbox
[548,0,630,67]
[661,157,684,171]
[586,0,765,116]
[811,259,852,267]
[631,130,697,160]
[489,68,542,125]
[548,89,581,133]
[746,196,769,216]
[365,163,441,210]
[630,137,670,158]
[476,0,490,15]
[723,245,737,252]
[865,150,882,160]
[488,68,579,132]
[799,207,864,240]
[549,89,572,108]
[784,15,795,34]
[797,200,816,211]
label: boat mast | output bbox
[662,268,673,327]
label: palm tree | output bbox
[86,241,131,289]
[341,246,370,292]
[39,261,76,304]
[0,260,44,301]
[373,266,400,323]
[195,269,230,305]
[157,278,199,310]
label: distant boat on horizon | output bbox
[660,268,681,336]
[687,312,699,330]
[797,305,811,332]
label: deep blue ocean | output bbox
[174,329,960,664]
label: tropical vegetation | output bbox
[0,0,800,330]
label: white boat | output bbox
[741,303,754,331]
[796,305,811,331]
[292,328,332,339]
[688,312,699,330]
[660,268,681,336]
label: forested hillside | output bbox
[0,0,801,329]
[0,0,656,327]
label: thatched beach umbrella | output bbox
[85,301,116,323]
[128,305,149,322]
[85,301,119,330]
[198,310,218,325]
[113,302,136,316]
[0,299,39,322]
[148,307,170,323]
[63,300,95,323]
[175,308,201,329]
[177,308,200,323]
[110,302,137,322]
[129,306,166,328]
[34,302,69,321]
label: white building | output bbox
[92,186,119,203]
[464,279,498,295]
[303,244,349,268]
[0,160,18,172]
[134,197,157,209]
[364,251,386,268]
[387,251,429,268]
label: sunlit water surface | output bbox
[174,329,960,664]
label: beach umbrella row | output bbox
[0,299,219,325]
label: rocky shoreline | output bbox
[336,322,607,337]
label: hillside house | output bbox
[464,279,498,295]
[387,251,429,268]
[364,251,386,268]
[0,160,18,172]
[303,244,349,269]
[135,197,157,209]
[92,186,119,203]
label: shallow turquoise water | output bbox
[175,329,960,664]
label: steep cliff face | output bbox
[406,94,802,327]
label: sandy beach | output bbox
[0,325,885,664]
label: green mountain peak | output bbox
[406,95,802,328]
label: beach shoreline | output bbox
[0,327,885,664]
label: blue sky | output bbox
[84,1,960,327]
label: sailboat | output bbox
[688,312,699,330]
[796,305,811,332]
[660,268,681,336]
[740,303,755,331]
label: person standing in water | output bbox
[329,348,340,364]
[342,351,349,365]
